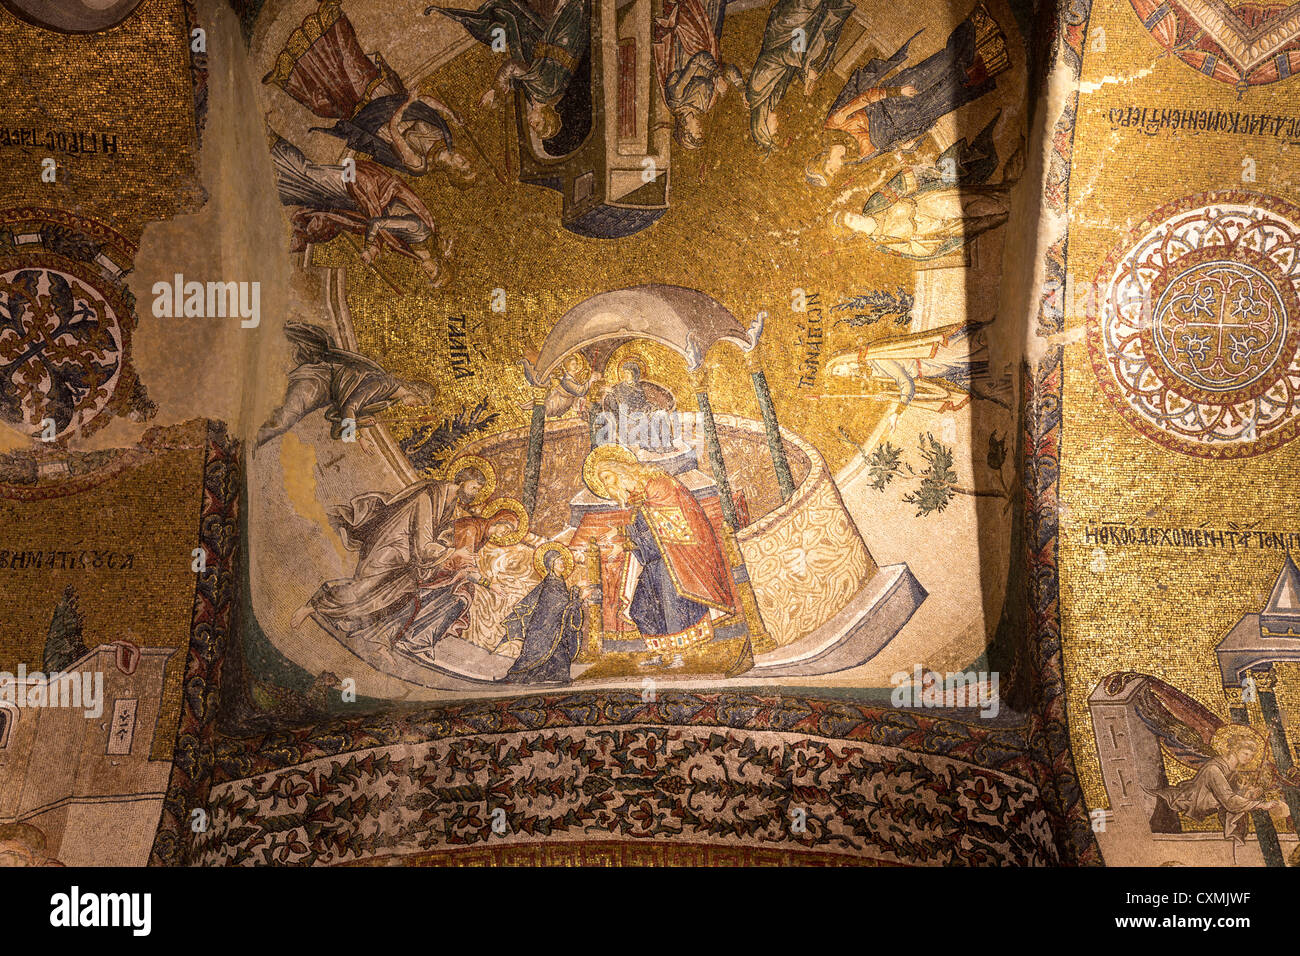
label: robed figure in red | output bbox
[583,448,737,656]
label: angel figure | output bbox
[255,321,436,455]
[1149,725,1288,844]
[520,350,598,419]
[1098,671,1290,844]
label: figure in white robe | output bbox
[837,186,1009,260]
[825,319,1011,432]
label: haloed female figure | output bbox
[499,548,584,684]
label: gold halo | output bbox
[608,343,653,380]
[443,453,496,507]
[0,822,45,853]
[533,542,574,579]
[484,497,528,546]
[582,444,637,499]
[1210,724,1266,769]
[557,351,591,380]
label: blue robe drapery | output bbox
[434,0,589,106]
[501,570,584,683]
[623,511,709,637]
[827,7,1007,157]
[311,94,454,173]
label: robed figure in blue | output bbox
[500,549,584,684]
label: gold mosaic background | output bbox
[0,0,202,242]
[306,8,1027,472]
[1060,0,1300,812]
[0,424,209,760]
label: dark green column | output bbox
[1254,669,1300,843]
[693,388,738,531]
[522,399,546,516]
[745,346,795,501]
[688,360,772,666]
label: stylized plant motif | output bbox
[1227,330,1260,368]
[841,427,1013,517]
[1179,331,1212,365]
[399,396,498,473]
[831,287,915,328]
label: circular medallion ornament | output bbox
[1088,192,1300,458]
[0,255,125,440]
[0,209,150,446]
[0,0,146,33]
[1129,1,1300,88]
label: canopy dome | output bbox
[534,284,750,379]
